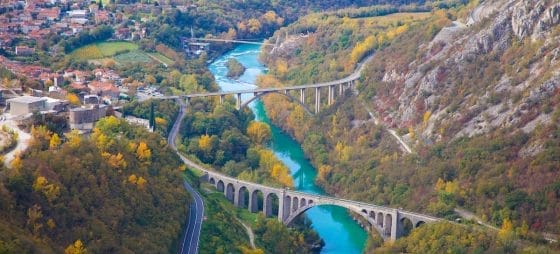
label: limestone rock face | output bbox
[368,0,560,141]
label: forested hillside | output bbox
[0,117,188,252]
[149,0,436,49]
[257,1,560,251]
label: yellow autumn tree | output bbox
[137,177,147,189]
[128,174,138,184]
[247,18,261,34]
[65,239,86,254]
[11,155,23,171]
[155,117,167,127]
[43,183,60,202]
[33,176,48,192]
[49,133,61,149]
[498,218,516,247]
[136,142,151,161]
[66,93,81,106]
[350,35,376,65]
[103,152,127,169]
[198,135,213,153]
[66,130,81,148]
[247,121,272,145]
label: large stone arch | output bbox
[283,202,389,240]
[264,192,280,217]
[399,217,414,237]
[239,91,313,115]
[384,214,393,237]
[250,189,264,213]
[216,180,225,192]
[377,212,384,227]
[237,186,250,208]
[226,183,235,202]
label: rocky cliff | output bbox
[366,0,560,146]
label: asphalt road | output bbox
[168,100,204,254]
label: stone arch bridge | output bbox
[202,170,439,241]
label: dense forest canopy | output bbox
[0,118,188,252]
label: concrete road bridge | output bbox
[154,55,374,114]
[201,169,439,241]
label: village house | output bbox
[37,7,60,21]
[88,80,119,100]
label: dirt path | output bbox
[237,219,256,249]
[2,120,31,167]
[362,103,413,154]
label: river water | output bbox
[208,44,367,253]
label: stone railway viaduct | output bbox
[203,170,439,241]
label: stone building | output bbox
[68,104,107,130]
[6,96,47,116]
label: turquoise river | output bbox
[208,44,368,253]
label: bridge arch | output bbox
[237,186,250,208]
[284,202,391,240]
[415,221,426,228]
[377,212,384,227]
[239,91,313,115]
[209,177,216,185]
[264,192,280,217]
[292,197,299,212]
[300,198,306,208]
[250,189,264,213]
[369,211,376,220]
[384,214,393,237]
[216,180,225,192]
[226,183,235,202]
[400,217,414,237]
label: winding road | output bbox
[168,100,204,254]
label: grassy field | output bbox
[114,50,152,64]
[148,53,174,66]
[71,41,138,60]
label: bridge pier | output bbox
[315,87,321,114]
[328,85,334,105]
[300,88,305,104]
[278,191,285,221]
[339,83,343,96]
[236,93,241,110]
[219,95,224,105]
